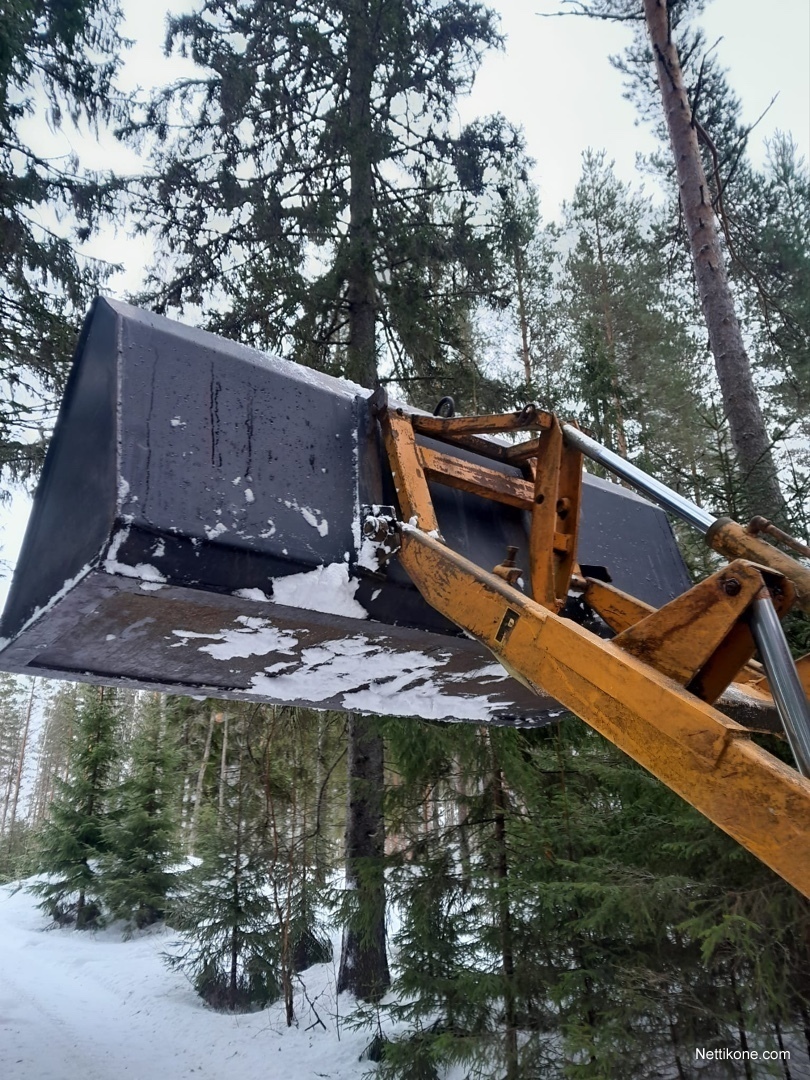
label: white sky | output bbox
[468,0,810,212]
[1,0,809,603]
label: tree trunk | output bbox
[593,208,628,459]
[337,711,390,1001]
[8,681,35,837]
[337,0,390,1004]
[773,1017,792,1080]
[490,745,519,1080]
[345,0,378,390]
[218,714,229,818]
[643,0,784,521]
[730,968,754,1080]
[514,244,532,385]
[189,708,216,852]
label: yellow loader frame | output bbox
[372,393,810,898]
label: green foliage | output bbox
[122,0,522,392]
[28,687,120,928]
[0,0,124,489]
[98,694,180,930]
[165,705,336,1014]
[378,717,810,1078]
[0,673,30,877]
[560,152,706,478]
[165,804,282,1012]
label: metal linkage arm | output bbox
[561,423,810,779]
[562,424,810,612]
[374,397,810,895]
[398,525,810,898]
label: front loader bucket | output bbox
[0,299,691,723]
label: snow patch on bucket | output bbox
[272,562,366,619]
[170,616,298,660]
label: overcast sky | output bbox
[1,0,809,601]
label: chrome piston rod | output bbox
[750,595,810,776]
[563,423,810,778]
[562,424,716,535]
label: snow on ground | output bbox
[0,882,373,1080]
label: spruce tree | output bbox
[123,0,526,1004]
[165,704,334,1015]
[98,693,180,930]
[0,0,124,488]
[29,686,120,928]
[379,712,810,1078]
[121,0,520,387]
[166,747,281,1011]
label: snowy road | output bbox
[0,885,368,1080]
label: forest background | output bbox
[1,0,810,1077]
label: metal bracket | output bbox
[610,560,793,704]
[376,398,583,612]
[526,416,582,613]
[358,505,401,576]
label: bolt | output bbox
[722,578,741,597]
[363,516,389,542]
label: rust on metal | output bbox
[377,403,810,896]
[378,406,440,534]
[527,417,583,613]
[417,445,534,510]
[504,437,544,464]
[412,405,553,440]
[613,560,793,703]
[578,573,782,729]
[707,516,810,614]
[493,547,523,586]
[580,576,655,633]
[752,652,810,700]
[747,515,810,559]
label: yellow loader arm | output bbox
[371,393,810,898]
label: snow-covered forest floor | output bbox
[0,881,375,1080]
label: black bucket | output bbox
[0,299,690,723]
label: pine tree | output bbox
[0,674,26,836]
[561,152,691,464]
[732,137,810,534]
[98,693,180,930]
[28,686,120,928]
[580,0,786,519]
[29,682,80,828]
[0,674,32,879]
[492,168,561,406]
